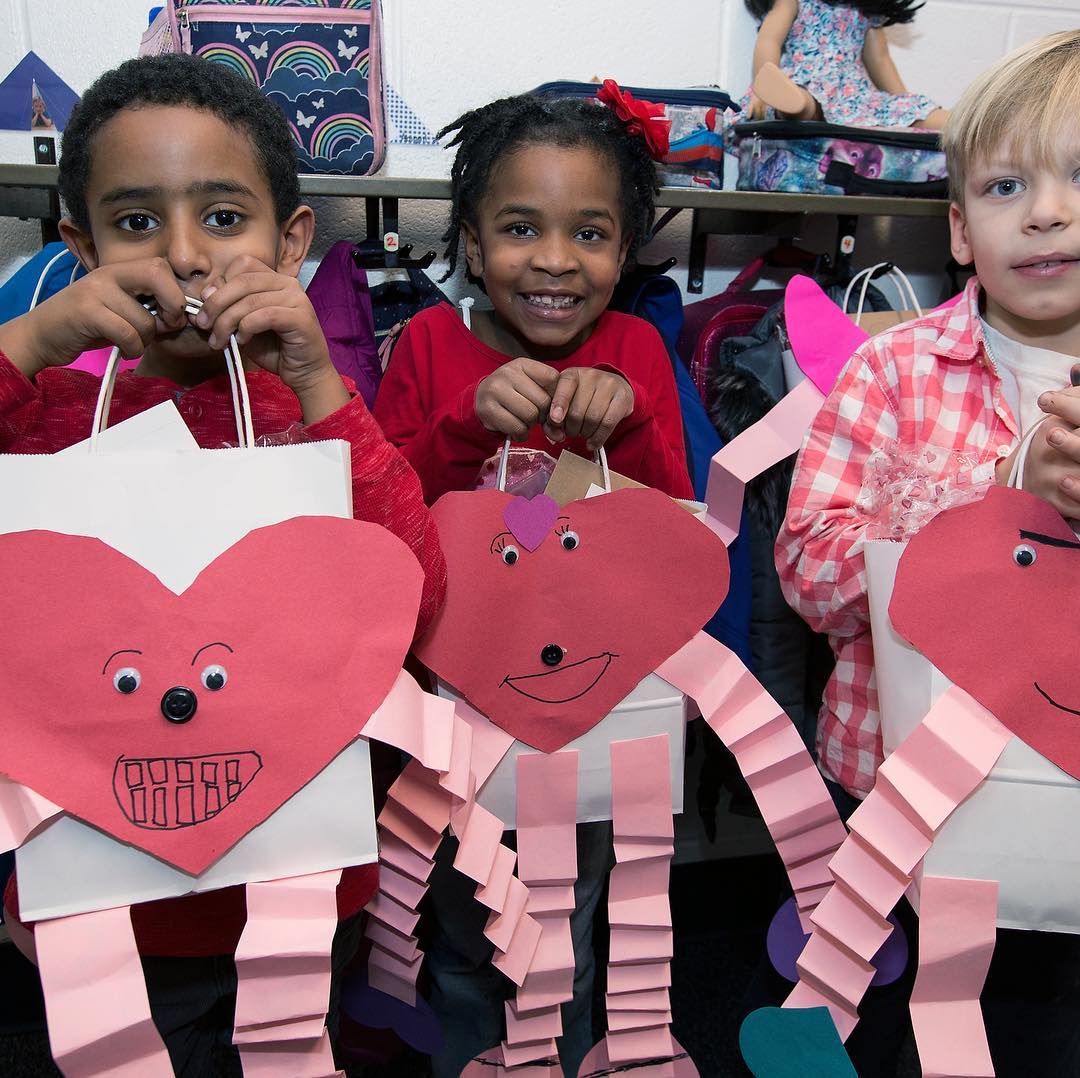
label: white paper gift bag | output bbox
[2,356,380,921]
[865,538,1080,933]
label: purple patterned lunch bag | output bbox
[140,0,385,177]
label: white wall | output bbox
[1,0,1077,306]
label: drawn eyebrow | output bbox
[1019,529,1080,550]
[191,642,234,666]
[490,531,513,554]
[102,649,142,675]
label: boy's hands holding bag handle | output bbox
[997,365,1080,520]
[194,253,348,425]
[0,257,189,379]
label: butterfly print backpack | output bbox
[140,0,386,177]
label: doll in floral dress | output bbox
[744,0,947,129]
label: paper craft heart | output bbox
[415,488,729,753]
[784,275,868,396]
[0,517,423,875]
[891,486,1080,781]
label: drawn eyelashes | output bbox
[489,519,581,563]
[103,644,234,694]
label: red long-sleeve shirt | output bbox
[0,350,446,955]
[373,304,693,502]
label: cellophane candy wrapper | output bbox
[856,441,985,541]
[474,448,558,498]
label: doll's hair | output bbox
[744,0,923,26]
[943,30,1080,203]
[437,93,658,286]
[58,54,300,231]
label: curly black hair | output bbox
[744,0,923,25]
[437,93,659,285]
[58,53,300,231]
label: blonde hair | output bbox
[943,30,1080,203]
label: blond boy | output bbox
[776,31,1080,802]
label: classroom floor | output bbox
[0,851,922,1078]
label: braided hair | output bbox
[744,0,923,25]
[438,93,658,285]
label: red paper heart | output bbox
[0,517,423,875]
[891,486,1080,779]
[415,488,729,752]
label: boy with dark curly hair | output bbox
[0,52,445,1076]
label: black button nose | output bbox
[541,644,564,667]
[161,686,198,724]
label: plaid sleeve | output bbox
[775,337,899,641]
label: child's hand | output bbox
[544,368,635,451]
[194,255,347,423]
[0,258,188,379]
[475,358,560,441]
[1004,371,1080,519]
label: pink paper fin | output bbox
[783,686,1010,1047]
[0,775,61,852]
[35,905,174,1076]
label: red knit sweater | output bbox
[374,305,693,502]
[0,351,446,955]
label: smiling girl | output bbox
[373,93,693,504]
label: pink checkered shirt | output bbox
[775,278,1021,798]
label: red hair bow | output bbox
[596,79,671,159]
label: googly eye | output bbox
[501,545,520,566]
[113,667,141,694]
[559,530,580,551]
[1013,543,1037,567]
[200,664,228,691]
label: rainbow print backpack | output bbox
[140,0,385,177]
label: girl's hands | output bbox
[0,258,187,379]
[545,367,635,451]
[475,358,560,441]
[195,255,347,423]
[475,361,634,450]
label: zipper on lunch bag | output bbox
[177,2,373,51]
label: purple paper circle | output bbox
[766,896,908,987]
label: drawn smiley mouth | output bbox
[501,652,616,704]
[113,751,263,830]
[1034,682,1080,717]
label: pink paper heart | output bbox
[785,275,868,396]
[503,493,560,552]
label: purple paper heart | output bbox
[503,493,560,552]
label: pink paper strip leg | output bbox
[364,707,540,1006]
[578,734,697,1074]
[658,632,847,931]
[499,752,579,1065]
[909,876,997,1078]
[782,687,1010,1042]
[35,905,173,1077]
[233,870,342,1075]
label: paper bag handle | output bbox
[89,296,255,453]
[495,436,610,494]
[843,262,923,326]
